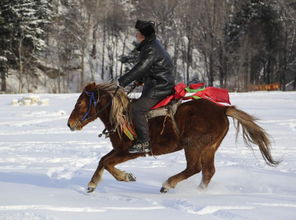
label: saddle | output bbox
[146,99,182,136]
[147,99,181,119]
[106,99,181,141]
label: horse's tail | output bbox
[226,106,280,167]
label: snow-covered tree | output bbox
[0,0,53,92]
[1,0,295,93]
[0,2,11,91]
[225,0,283,90]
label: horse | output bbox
[67,82,279,193]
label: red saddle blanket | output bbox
[152,83,231,110]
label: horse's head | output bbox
[67,82,109,131]
[67,82,131,132]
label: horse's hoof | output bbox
[126,173,136,182]
[87,187,96,193]
[198,183,207,190]
[160,187,169,193]
[87,184,96,193]
[87,182,97,193]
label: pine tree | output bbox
[0,0,12,91]
[0,0,53,92]
[34,0,53,42]
[225,0,283,89]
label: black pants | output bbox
[130,97,161,142]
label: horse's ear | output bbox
[85,82,96,91]
[90,82,96,90]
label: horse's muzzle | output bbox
[67,119,82,131]
[67,122,73,131]
[67,120,76,131]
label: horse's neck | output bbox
[98,109,113,130]
[97,107,129,148]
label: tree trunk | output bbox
[107,34,114,80]
[208,0,217,87]
[120,35,127,77]
[89,22,98,82]
[57,60,61,93]
[266,56,271,85]
[186,35,191,84]
[218,41,225,87]
[208,53,214,86]
[203,52,210,86]
[80,48,85,90]
[280,27,287,91]
[101,24,106,80]
[0,68,6,92]
[245,52,250,91]
[173,37,179,78]
[58,68,61,93]
[18,38,23,93]
[115,35,118,79]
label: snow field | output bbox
[0,91,295,220]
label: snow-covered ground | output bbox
[0,91,295,220]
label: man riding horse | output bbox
[118,20,176,154]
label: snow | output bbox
[0,56,8,62]
[10,95,49,106]
[0,91,296,220]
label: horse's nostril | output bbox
[67,121,77,131]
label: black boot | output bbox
[128,141,151,154]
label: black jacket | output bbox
[118,35,175,99]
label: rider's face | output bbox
[136,31,145,43]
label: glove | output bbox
[134,81,144,86]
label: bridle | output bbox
[81,91,98,122]
[77,86,120,129]
[70,91,99,131]
[75,84,136,137]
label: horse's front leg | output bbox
[87,150,140,193]
[87,150,115,193]
[103,151,140,182]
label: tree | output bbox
[276,0,296,90]
[0,0,52,92]
[1,0,295,92]
[225,0,283,91]
[0,7,10,91]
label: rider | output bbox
[118,19,175,154]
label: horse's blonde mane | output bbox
[96,82,132,136]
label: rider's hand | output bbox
[135,81,144,86]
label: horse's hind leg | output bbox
[199,148,216,189]
[87,150,115,192]
[161,145,202,193]
[199,128,227,189]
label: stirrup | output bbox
[128,141,151,154]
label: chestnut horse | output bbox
[67,82,279,193]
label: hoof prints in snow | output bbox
[0,92,296,220]
[0,205,165,213]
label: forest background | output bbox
[0,0,295,93]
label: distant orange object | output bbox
[250,83,280,91]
